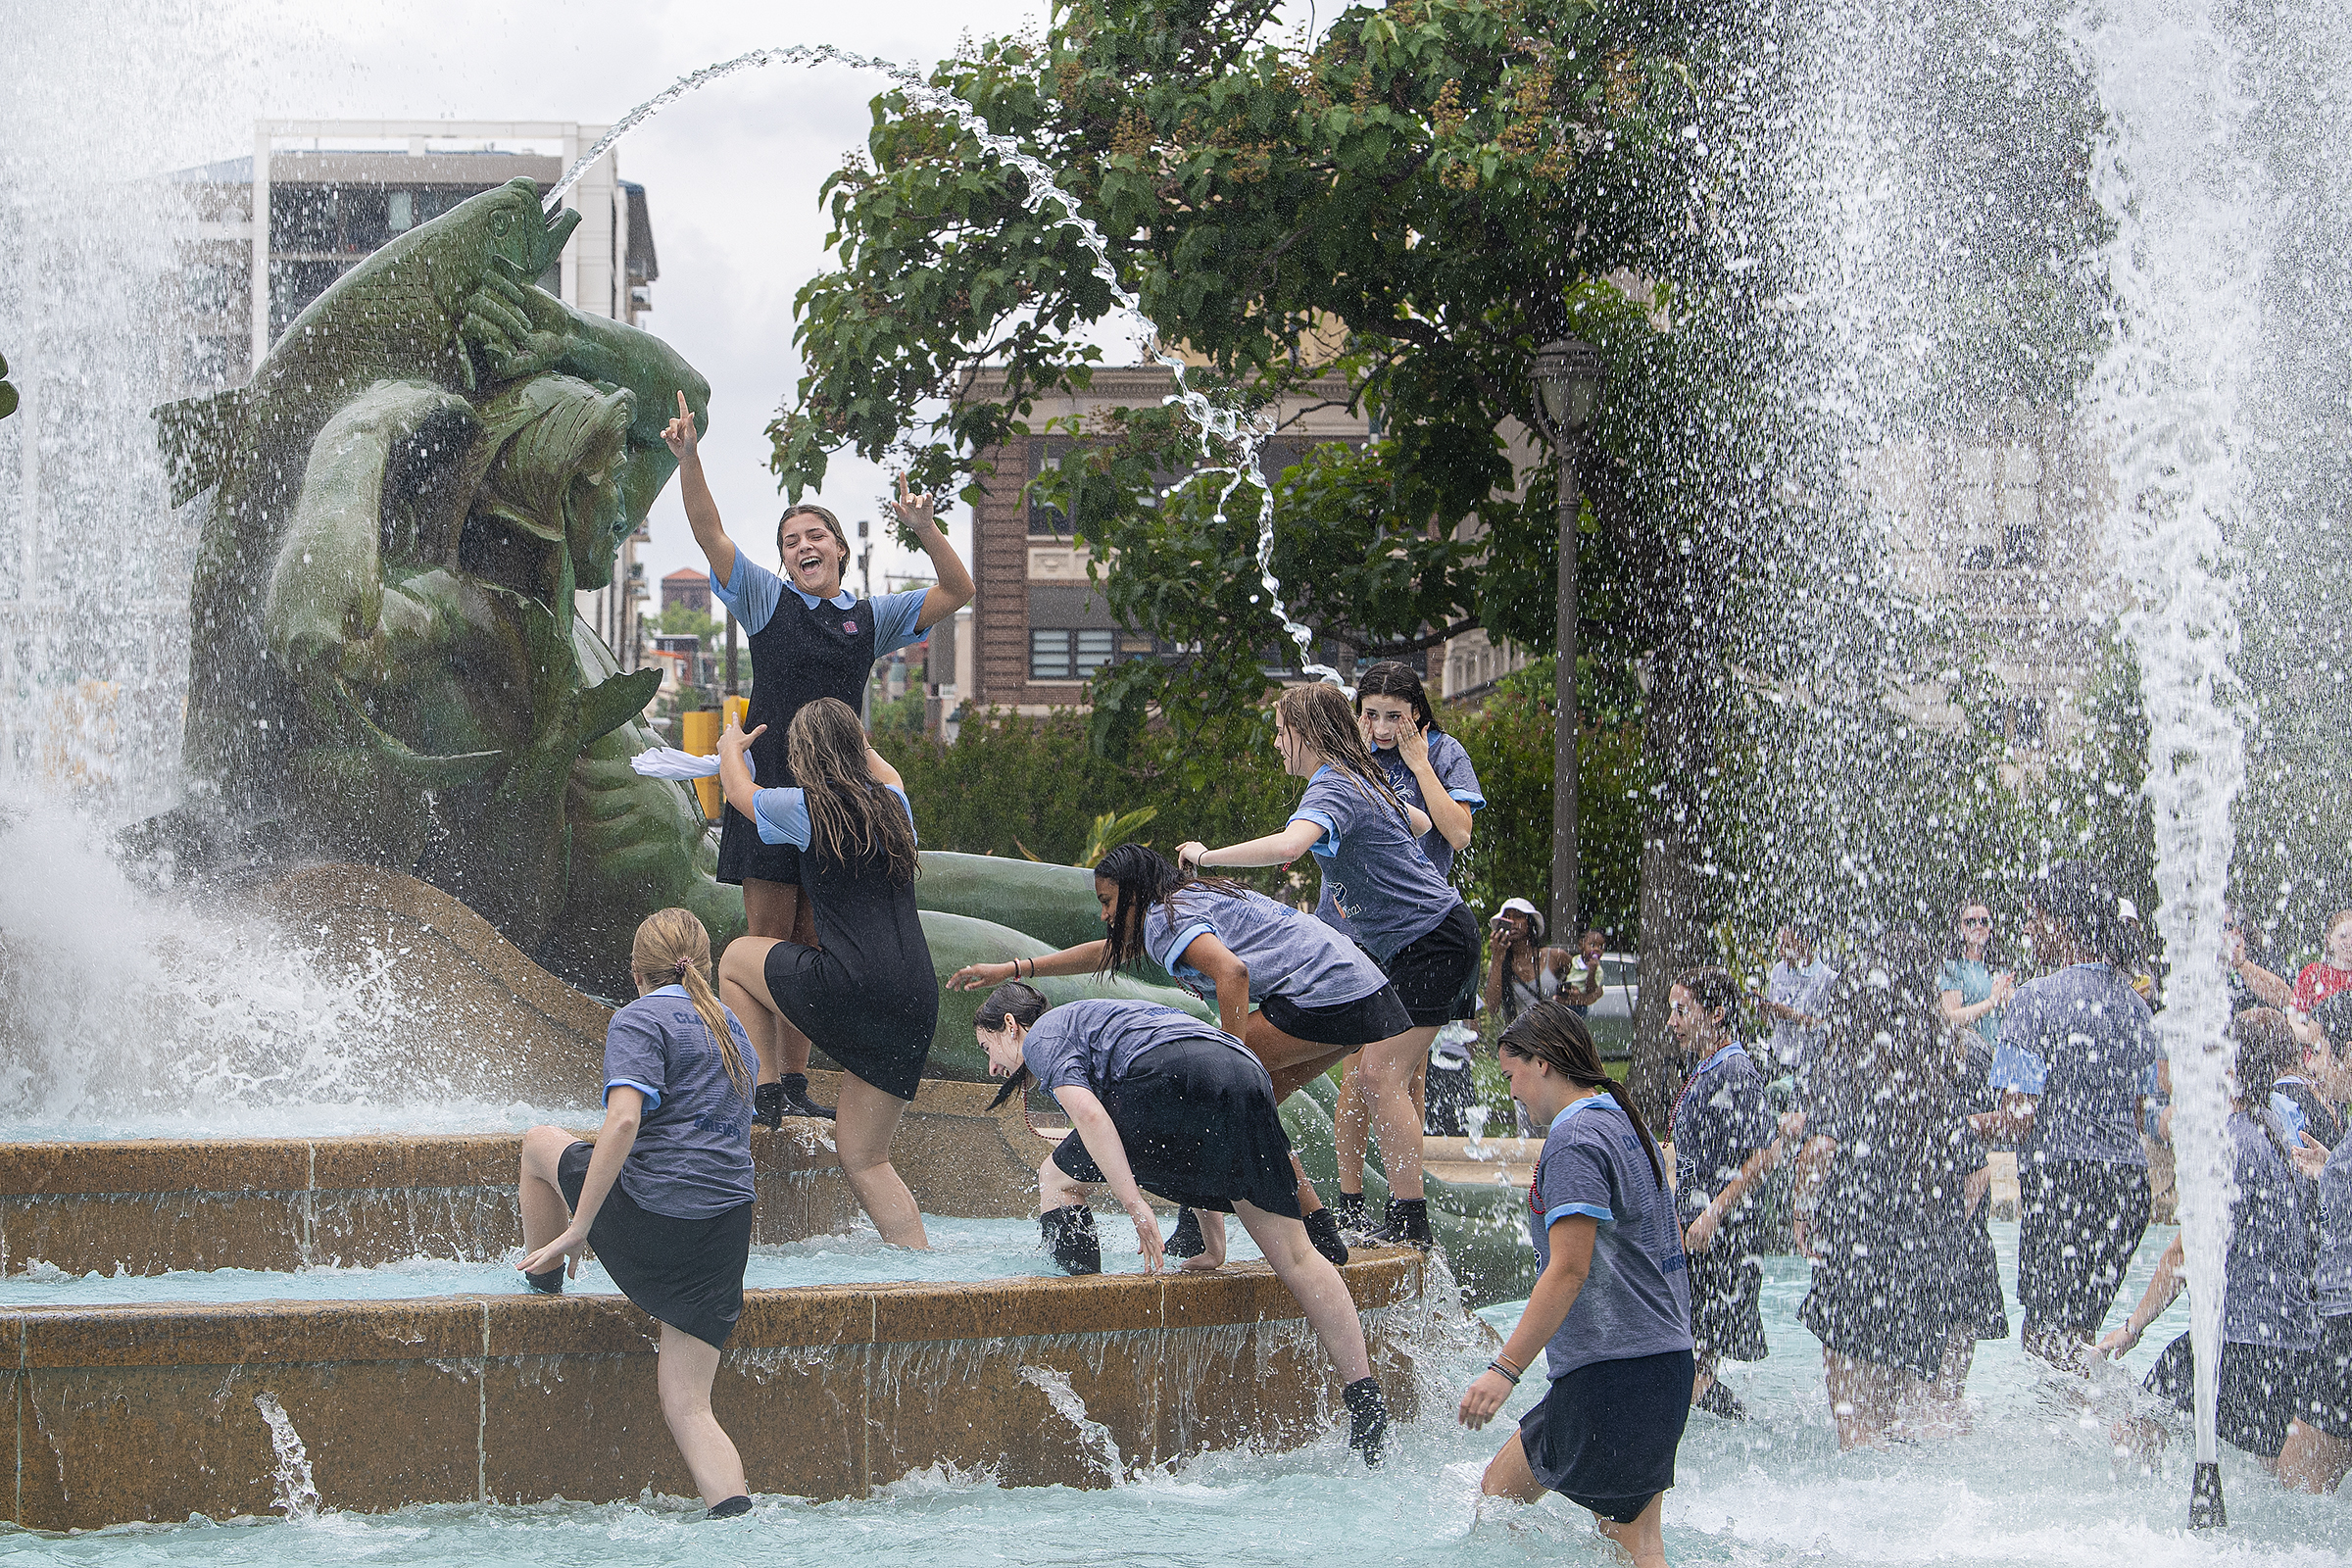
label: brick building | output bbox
[662,567,710,615]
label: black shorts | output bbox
[558,1141,754,1349]
[2146,1333,2308,1459]
[714,804,802,887]
[2296,1311,2352,1440]
[1380,903,1479,1027]
[1518,1348,1694,1523]
[1049,1037,1301,1219]
[1687,1238,1768,1364]
[1258,984,1412,1050]
[2016,1156,2150,1347]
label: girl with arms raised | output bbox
[714,697,934,1248]
[1177,683,1478,1248]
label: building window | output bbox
[1031,628,1115,680]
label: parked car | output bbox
[1583,951,1640,1060]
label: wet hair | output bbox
[1352,661,1441,736]
[979,981,1053,1109]
[2230,1008,2301,1162]
[776,502,852,573]
[2027,859,2131,967]
[1946,894,1996,962]
[785,699,919,883]
[1673,965,1741,1038]
[1092,843,1249,975]
[1498,1001,1662,1188]
[1275,683,1415,825]
[630,907,752,1100]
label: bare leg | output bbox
[1904,1332,1976,1439]
[740,878,814,1078]
[1410,1054,1428,1134]
[517,1125,576,1252]
[1334,1058,1370,1195]
[1484,1434,1671,1567]
[2279,1417,2352,1494]
[1480,1429,1547,1502]
[834,1073,927,1249]
[1356,1027,1436,1200]
[716,934,789,1084]
[1184,1209,1229,1271]
[1231,1200,1371,1382]
[1825,1350,1902,1450]
[1243,1015,1352,1217]
[1593,1490,1669,1568]
[1690,1353,1719,1406]
[655,1323,748,1507]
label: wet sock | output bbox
[1165,1206,1207,1258]
[1370,1198,1431,1249]
[524,1267,564,1295]
[1302,1207,1350,1267]
[1343,1376,1389,1466]
[1040,1204,1102,1275]
[753,1080,786,1130]
[1333,1191,1368,1234]
[776,1073,836,1120]
[1694,1380,1747,1421]
[705,1494,754,1520]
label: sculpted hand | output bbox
[460,273,566,387]
[662,389,701,463]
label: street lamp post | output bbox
[1529,338,1604,947]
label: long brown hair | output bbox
[1498,1000,1663,1188]
[630,907,752,1100]
[980,981,1053,1108]
[1092,843,1250,974]
[1353,660,1442,735]
[776,501,852,569]
[1276,683,1414,825]
[786,698,919,883]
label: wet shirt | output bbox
[1021,999,1249,1096]
[2272,1078,2346,1152]
[1528,1095,1693,1379]
[2220,1109,2320,1348]
[1291,765,1463,964]
[601,986,757,1219]
[1143,886,1389,1008]
[712,555,928,652]
[2316,1129,2352,1318]
[751,783,915,848]
[1767,957,1838,1079]
[1316,733,1484,942]
[1988,963,2161,1166]
[1669,1042,1777,1234]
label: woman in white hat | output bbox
[1485,898,1605,1029]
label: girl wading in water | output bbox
[947,842,1414,1267]
[972,982,1392,1464]
[663,392,970,1123]
[516,908,760,1520]
[715,698,934,1248]
[1178,683,1477,1249]
[1457,1001,1691,1568]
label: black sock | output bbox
[1344,1376,1389,1466]
[1302,1208,1349,1266]
[781,1071,810,1094]
[525,1267,564,1295]
[1040,1204,1102,1275]
[705,1494,754,1520]
[1165,1207,1207,1258]
[1333,1191,1367,1227]
[1380,1198,1432,1247]
[753,1080,785,1130]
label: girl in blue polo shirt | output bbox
[1458,1000,1690,1568]
[1178,681,1477,1249]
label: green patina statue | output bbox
[1,350,18,420]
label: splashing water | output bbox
[546,46,1341,688]
[1015,1364,1127,1483]
[2074,0,2259,1493]
[254,1392,321,1521]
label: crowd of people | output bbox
[511,402,2348,1543]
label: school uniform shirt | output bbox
[1669,1041,1777,1236]
[1143,886,1390,1007]
[2315,1130,2352,1319]
[1766,957,1838,1079]
[712,555,929,655]
[1021,999,1246,1095]
[1988,963,2161,1167]
[602,986,758,1218]
[2295,960,2352,1015]
[2218,1109,2321,1349]
[750,784,916,847]
[2272,1078,2346,1152]
[1528,1094,1694,1379]
[1316,732,1484,943]
[1290,764,1463,964]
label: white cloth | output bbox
[629,747,752,782]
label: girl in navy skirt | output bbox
[1458,1000,1690,1568]
[947,842,1411,1266]
[972,983,1391,1463]
[516,907,759,1519]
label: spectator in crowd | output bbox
[2292,909,2352,1018]
[1485,899,1605,1027]
[2227,905,2293,1013]
[1937,896,2014,1102]
[1759,922,1836,1085]
[2278,996,2352,1152]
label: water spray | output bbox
[548,46,1343,688]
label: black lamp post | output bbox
[1528,338,1604,945]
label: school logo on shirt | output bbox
[842,618,858,633]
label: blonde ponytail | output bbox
[631,907,754,1101]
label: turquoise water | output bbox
[0,1217,1261,1305]
[1,1220,2345,1562]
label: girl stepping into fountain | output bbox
[1976,858,2162,1368]
[1457,1000,1690,1568]
[972,981,1392,1464]
[515,907,759,1520]
[1177,683,1479,1249]
[662,391,971,1124]
[715,698,933,1249]
[946,842,1415,1267]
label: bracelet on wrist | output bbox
[1486,1358,1522,1387]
